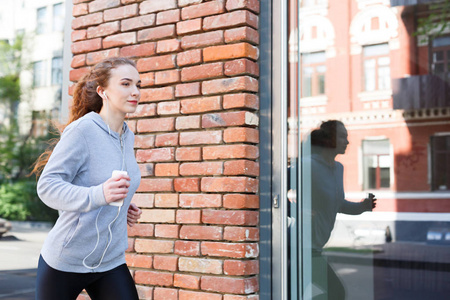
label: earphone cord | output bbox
[82,206,121,270]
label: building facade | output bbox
[64,0,450,299]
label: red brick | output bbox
[203,10,258,31]
[127,237,135,252]
[226,0,260,13]
[202,111,258,128]
[121,0,142,3]
[180,96,221,114]
[73,0,89,4]
[155,132,179,147]
[179,225,223,240]
[137,55,176,72]
[203,145,259,160]
[140,0,177,14]
[137,178,174,192]
[71,38,102,54]
[181,31,224,50]
[201,242,259,258]
[86,48,120,65]
[157,39,181,54]
[120,42,156,58]
[202,209,258,226]
[73,3,88,16]
[155,69,180,85]
[179,162,223,176]
[135,270,173,286]
[71,55,86,68]
[225,26,259,45]
[174,178,200,192]
[224,127,259,143]
[179,290,222,300]
[181,0,225,20]
[224,260,259,276]
[131,102,157,119]
[174,274,200,290]
[140,209,176,223]
[201,276,258,294]
[174,240,200,256]
[69,67,90,81]
[176,209,201,223]
[135,239,174,254]
[224,160,259,176]
[178,0,202,7]
[121,14,156,32]
[104,3,138,21]
[128,223,154,237]
[126,253,153,268]
[134,133,156,148]
[154,287,177,300]
[203,43,259,62]
[157,9,181,25]
[155,194,179,208]
[140,72,156,87]
[138,25,175,42]
[177,18,202,35]
[132,193,155,208]
[179,194,222,208]
[139,162,155,177]
[176,115,201,130]
[153,255,178,271]
[136,286,153,300]
[71,29,87,42]
[175,82,201,98]
[137,117,175,133]
[176,147,202,161]
[202,76,258,94]
[140,87,175,102]
[201,177,258,193]
[178,257,222,274]
[223,93,259,110]
[224,58,259,77]
[177,49,202,67]
[224,226,259,242]
[103,32,136,48]
[72,12,103,29]
[89,0,120,13]
[155,162,179,176]
[179,131,222,145]
[137,147,175,162]
[181,62,223,82]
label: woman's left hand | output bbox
[127,203,142,227]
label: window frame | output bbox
[362,43,391,92]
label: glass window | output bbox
[363,139,391,190]
[431,36,450,75]
[33,61,46,87]
[36,7,48,35]
[51,57,62,85]
[363,43,391,91]
[430,135,450,191]
[53,3,64,32]
[301,51,326,97]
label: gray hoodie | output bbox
[37,112,141,273]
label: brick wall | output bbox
[70,0,260,299]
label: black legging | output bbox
[36,255,139,300]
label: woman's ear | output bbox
[96,86,106,99]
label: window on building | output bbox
[430,134,450,191]
[52,57,63,85]
[53,3,64,32]
[33,61,46,87]
[301,51,326,98]
[36,6,48,35]
[431,36,450,76]
[362,139,391,190]
[363,43,390,91]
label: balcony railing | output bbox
[392,74,450,110]
[390,0,443,7]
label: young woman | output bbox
[33,57,143,300]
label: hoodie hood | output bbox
[84,111,129,140]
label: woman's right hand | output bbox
[103,174,131,204]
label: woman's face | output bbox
[103,64,141,116]
[335,123,349,154]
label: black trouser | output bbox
[36,255,139,300]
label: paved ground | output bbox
[0,222,50,300]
